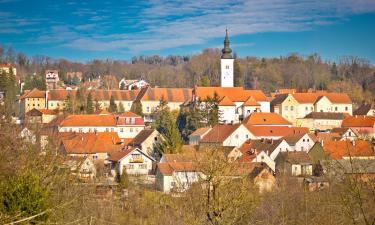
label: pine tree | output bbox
[154,98,182,154]
[64,94,74,114]
[130,100,143,116]
[86,92,94,114]
[118,102,125,113]
[201,75,210,87]
[94,99,101,111]
[234,59,243,87]
[177,100,203,141]
[108,95,117,112]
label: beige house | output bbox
[25,108,57,124]
[199,124,254,147]
[271,92,352,125]
[127,129,161,156]
[296,112,347,131]
[19,88,46,116]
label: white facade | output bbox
[221,58,234,87]
[290,134,315,152]
[269,140,293,160]
[219,106,236,123]
[113,148,155,176]
[157,170,204,193]
[58,125,144,139]
[252,151,276,172]
[222,124,254,147]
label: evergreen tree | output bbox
[202,92,221,126]
[108,95,117,112]
[118,102,125,113]
[117,169,129,189]
[2,68,17,118]
[64,93,74,114]
[234,59,243,87]
[177,101,203,141]
[201,75,210,87]
[154,98,182,154]
[130,100,143,116]
[86,92,94,114]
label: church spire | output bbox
[221,28,233,59]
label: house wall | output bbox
[223,125,253,147]
[140,130,160,156]
[242,105,259,118]
[315,97,332,112]
[269,141,292,160]
[22,97,46,115]
[291,164,313,176]
[118,152,153,175]
[58,125,144,139]
[293,134,315,152]
[296,118,342,131]
[348,126,375,138]
[42,114,57,123]
[259,101,270,113]
[219,105,236,124]
[252,151,276,172]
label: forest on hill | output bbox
[1,45,375,104]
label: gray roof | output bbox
[303,112,346,120]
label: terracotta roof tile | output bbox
[61,132,123,154]
[239,139,284,157]
[243,96,260,106]
[243,112,291,126]
[59,113,144,127]
[20,88,45,99]
[245,125,309,137]
[342,116,375,127]
[190,127,211,137]
[137,87,192,102]
[157,162,197,175]
[200,124,241,143]
[353,104,372,115]
[291,92,352,104]
[195,87,268,102]
[128,129,155,146]
[279,151,312,164]
[323,140,374,159]
[219,95,235,106]
[303,112,347,120]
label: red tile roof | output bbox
[19,88,45,99]
[61,132,123,154]
[243,112,291,126]
[59,112,144,127]
[243,96,260,106]
[342,116,375,127]
[200,124,241,143]
[322,140,374,159]
[137,86,192,102]
[219,95,235,106]
[291,93,352,104]
[157,162,197,175]
[190,127,212,137]
[195,87,268,102]
[246,125,309,137]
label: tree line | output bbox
[1,44,374,105]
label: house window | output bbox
[130,128,133,132]
[51,103,54,107]
[303,139,305,142]
[301,146,304,151]
[138,164,147,169]
[345,106,348,111]
[290,106,294,111]
[261,156,265,160]
[246,134,249,139]
[146,107,150,112]
[111,128,114,132]
[305,107,308,111]
[93,155,98,160]
[226,65,229,69]
[106,128,109,132]
[284,106,288,111]
[88,128,92,132]
[335,107,338,111]
[126,164,134,169]
[171,181,176,187]
[120,128,124,132]
[64,128,67,132]
[235,134,239,139]
[79,128,83,133]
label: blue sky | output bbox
[1,0,375,64]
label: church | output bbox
[192,30,270,124]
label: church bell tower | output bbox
[221,29,234,87]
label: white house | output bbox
[127,129,162,157]
[283,133,315,152]
[199,124,254,147]
[107,148,155,176]
[156,162,203,193]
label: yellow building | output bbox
[271,92,352,126]
[0,64,17,76]
[19,88,46,116]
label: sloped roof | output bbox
[239,139,284,157]
[342,116,375,127]
[219,95,235,106]
[315,132,341,142]
[128,129,155,146]
[157,162,197,175]
[60,114,116,127]
[243,96,260,106]
[322,140,374,159]
[291,93,352,104]
[270,94,288,106]
[243,112,292,126]
[246,125,309,137]
[107,147,154,162]
[195,87,268,102]
[19,88,45,99]
[137,86,192,102]
[200,124,241,143]
[330,127,352,135]
[61,132,122,154]
[353,104,372,115]
[47,89,139,101]
[278,151,312,164]
[303,112,347,120]
[48,89,76,100]
[283,133,308,145]
[190,127,211,137]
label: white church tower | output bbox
[220,29,234,87]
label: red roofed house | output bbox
[200,124,254,147]
[245,125,309,140]
[242,112,292,127]
[58,111,145,139]
[45,70,59,89]
[193,86,269,124]
[107,147,155,176]
[341,115,375,139]
[322,140,375,160]
[19,88,46,116]
[127,129,162,156]
[271,92,352,126]
[189,127,212,145]
[25,108,57,124]
[283,133,316,152]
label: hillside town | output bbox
[1,29,375,224]
[1,30,374,193]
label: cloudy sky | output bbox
[1,0,375,63]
